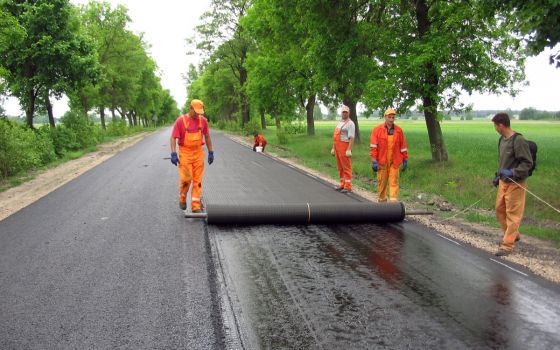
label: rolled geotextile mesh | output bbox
[205,202,405,225]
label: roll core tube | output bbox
[184,202,428,225]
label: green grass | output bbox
[251,119,560,242]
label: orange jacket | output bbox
[253,135,267,147]
[370,123,408,168]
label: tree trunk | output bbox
[343,98,360,143]
[45,92,55,128]
[275,115,281,129]
[415,0,448,161]
[260,109,266,129]
[111,108,116,122]
[239,66,250,127]
[126,112,133,127]
[25,87,36,129]
[305,94,316,136]
[100,106,106,130]
[423,95,448,161]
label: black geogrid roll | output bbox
[205,202,405,225]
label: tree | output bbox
[190,0,253,126]
[244,0,323,136]
[273,0,392,142]
[364,0,525,161]
[485,0,560,67]
[0,0,98,128]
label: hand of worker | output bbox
[492,175,500,187]
[371,160,378,172]
[330,148,335,156]
[208,151,214,165]
[345,150,352,157]
[170,152,179,166]
[498,168,513,179]
[401,159,408,172]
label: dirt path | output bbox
[1,131,558,284]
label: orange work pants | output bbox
[495,179,526,251]
[178,146,205,211]
[377,163,400,202]
[334,140,352,190]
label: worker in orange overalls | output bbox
[252,132,267,152]
[170,99,214,212]
[330,105,355,193]
[370,108,408,202]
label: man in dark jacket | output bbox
[492,113,533,256]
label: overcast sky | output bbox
[3,0,560,117]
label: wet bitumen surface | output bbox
[1,129,559,349]
[204,132,560,349]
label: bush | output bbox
[283,122,306,135]
[60,111,97,148]
[276,128,289,145]
[243,119,261,136]
[106,119,129,137]
[49,125,79,155]
[34,127,57,163]
[0,120,43,178]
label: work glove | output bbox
[371,160,379,172]
[170,152,179,166]
[330,148,335,156]
[492,175,500,187]
[401,159,408,172]
[208,151,214,165]
[345,150,352,157]
[498,168,513,179]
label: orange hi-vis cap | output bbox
[191,99,205,114]
[384,108,396,116]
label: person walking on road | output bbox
[492,112,533,256]
[331,105,355,193]
[370,108,408,202]
[170,99,214,212]
[253,132,267,152]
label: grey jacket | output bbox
[498,133,533,181]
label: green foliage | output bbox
[243,119,261,136]
[48,125,79,156]
[106,119,130,137]
[0,119,52,178]
[60,111,97,149]
[276,128,288,145]
[283,121,307,135]
[519,108,559,120]
[0,0,99,127]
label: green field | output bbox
[249,120,560,242]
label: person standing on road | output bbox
[170,99,214,212]
[331,105,355,193]
[370,108,408,202]
[253,132,267,152]
[492,112,532,256]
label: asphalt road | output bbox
[205,131,560,349]
[1,129,559,349]
[0,130,221,349]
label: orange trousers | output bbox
[178,147,205,211]
[377,163,400,202]
[496,179,526,251]
[334,140,352,190]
